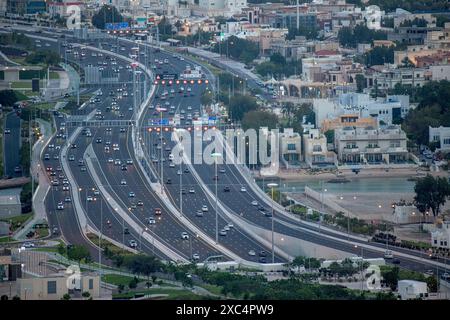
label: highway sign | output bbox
[149,119,169,125]
[105,22,129,30]
[155,74,178,80]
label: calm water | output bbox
[256,177,416,194]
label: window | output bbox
[287,143,296,151]
[47,280,57,294]
[313,145,322,152]
[443,138,450,145]
[89,279,93,290]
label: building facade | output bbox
[334,125,408,165]
[303,129,335,168]
[429,126,450,151]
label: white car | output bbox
[181,232,189,240]
[189,188,195,194]
[114,159,121,165]
[201,205,208,212]
[248,250,256,256]
[192,253,200,261]
[129,192,135,198]
[147,217,156,225]
[251,200,258,206]
[128,240,137,248]
[121,179,127,185]
[169,162,175,168]
[240,186,247,192]
[87,196,94,202]
[57,202,64,210]
[64,197,71,203]
[227,223,234,229]
[108,158,114,163]
[384,250,394,259]
[23,242,35,248]
[177,170,182,175]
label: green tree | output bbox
[25,50,60,66]
[62,293,71,300]
[158,16,174,36]
[82,291,91,298]
[356,74,366,93]
[228,95,258,121]
[200,90,214,105]
[363,46,394,66]
[91,5,124,30]
[414,174,450,217]
[67,245,91,265]
[324,130,334,144]
[242,110,278,131]
[399,18,428,28]
[338,24,387,48]
[0,90,20,106]
[213,36,259,64]
[128,277,138,289]
[382,266,399,291]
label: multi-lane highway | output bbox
[5,25,449,275]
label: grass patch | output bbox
[11,82,32,89]
[198,283,223,296]
[35,227,49,238]
[86,233,131,256]
[49,72,59,80]
[0,113,3,176]
[0,236,14,243]
[112,288,201,300]
[32,246,60,253]
[0,213,33,232]
[102,274,141,287]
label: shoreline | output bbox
[254,167,448,182]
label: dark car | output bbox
[259,251,267,257]
[223,186,230,192]
[121,164,127,171]
[166,179,172,184]
[123,228,130,235]
[259,257,267,263]
[392,259,401,265]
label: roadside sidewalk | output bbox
[14,118,53,240]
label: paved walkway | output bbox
[14,118,53,240]
[0,50,20,66]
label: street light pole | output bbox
[268,183,278,264]
[179,151,183,216]
[211,153,221,243]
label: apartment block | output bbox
[429,126,450,151]
[303,129,335,168]
[334,125,408,165]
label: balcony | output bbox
[342,147,360,153]
[365,146,381,153]
[387,147,408,153]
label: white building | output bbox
[334,125,408,165]
[429,126,450,151]
[279,128,302,166]
[314,93,411,128]
[430,65,450,81]
[303,129,335,168]
[397,280,428,300]
[302,54,343,82]
[193,0,247,17]
[430,221,450,249]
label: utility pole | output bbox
[296,0,300,30]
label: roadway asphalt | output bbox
[3,112,22,177]
[9,26,450,275]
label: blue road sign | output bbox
[105,22,129,30]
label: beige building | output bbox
[303,129,335,168]
[335,125,408,165]
[279,128,301,165]
[17,272,100,300]
[321,114,377,133]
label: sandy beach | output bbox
[254,167,448,182]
